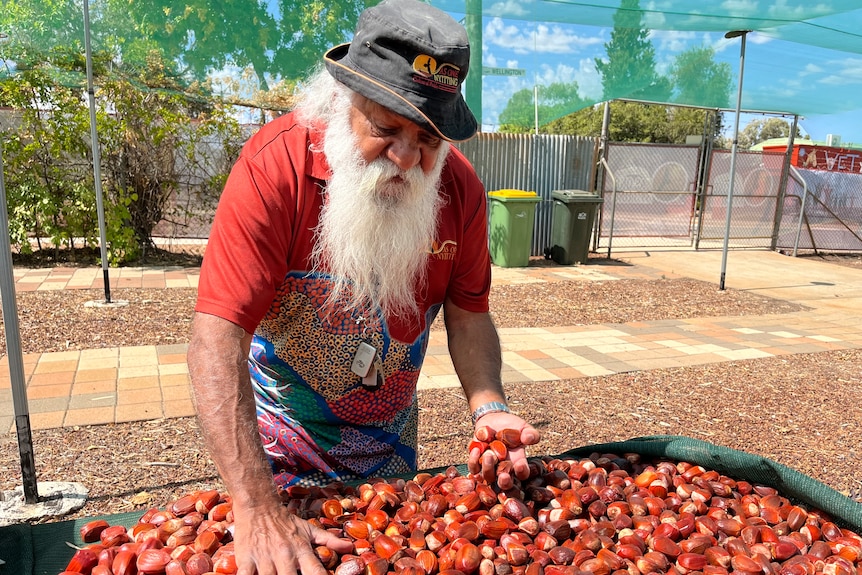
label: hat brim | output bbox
[324,43,478,143]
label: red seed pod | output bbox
[497,429,522,449]
[65,548,99,575]
[489,440,508,461]
[80,519,111,543]
[475,426,496,443]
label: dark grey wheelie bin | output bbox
[546,189,603,265]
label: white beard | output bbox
[310,102,450,321]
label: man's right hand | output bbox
[232,503,354,575]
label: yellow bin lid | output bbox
[488,189,538,198]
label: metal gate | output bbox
[598,143,701,249]
[696,150,785,249]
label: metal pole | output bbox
[0,142,39,504]
[83,0,112,303]
[534,85,539,135]
[465,0,482,129]
[719,31,750,291]
[770,114,799,250]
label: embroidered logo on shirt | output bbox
[429,239,457,260]
[412,55,461,94]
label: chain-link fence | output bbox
[776,168,862,253]
[597,143,701,249]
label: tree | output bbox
[544,101,711,144]
[498,81,588,133]
[0,38,243,263]
[594,0,671,103]
[97,0,376,93]
[736,118,801,149]
[670,46,732,109]
[498,89,536,134]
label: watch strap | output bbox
[471,401,510,425]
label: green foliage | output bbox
[594,0,671,103]
[498,82,589,134]
[735,118,802,149]
[528,0,727,144]
[0,49,243,264]
[544,101,712,144]
[92,0,376,92]
[670,46,732,109]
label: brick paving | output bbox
[2,250,861,432]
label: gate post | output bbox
[770,115,799,250]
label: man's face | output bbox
[310,91,450,319]
[348,96,445,185]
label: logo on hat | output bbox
[412,55,461,94]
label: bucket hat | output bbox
[324,0,478,142]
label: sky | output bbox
[447,12,862,146]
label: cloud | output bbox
[486,0,530,18]
[484,17,603,56]
[652,29,698,53]
[800,63,823,77]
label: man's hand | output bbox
[466,412,540,490]
[232,503,354,575]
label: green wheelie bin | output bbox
[487,189,541,268]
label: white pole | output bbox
[719,30,749,291]
[83,0,112,302]
[533,31,539,135]
[0,141,39,504]
[534,85,539,135]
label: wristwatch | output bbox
[471,401,511,425]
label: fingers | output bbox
[467,445,483,475]
[481,448,498,485]
[310,527,354,554]
[519,424,541,446]
[294,545,331,575]
[509,446,531,480]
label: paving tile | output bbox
[29,371,75,386]
[78,357,120,370]
[118,388,162,405]
[26,383,71,400]
[118,376,160,391]
[162,385,191,401]
[75,368,118,383]
[33,360,79,374]
[164,399,196,418]
[159,373,190,387]
[38,351,81,362]
[157,353,188,365]
[30,410,66,430]
[546,366,588,379]
[64,406,115,427]
[157,344,189,355]
[68,393,116,410]
[27,397,70,413]
[158,363,188,376]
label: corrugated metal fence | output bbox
[456,132,597,256]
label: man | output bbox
[187,0,540,573]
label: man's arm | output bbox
[187,312,352,575]
[442,300,540,489]
[188,312,277,511]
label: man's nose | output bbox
[386,137,422,171]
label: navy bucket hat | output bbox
[324,0,478,142]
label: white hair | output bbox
[294,67,352,129]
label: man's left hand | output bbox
[466,412,540,490]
